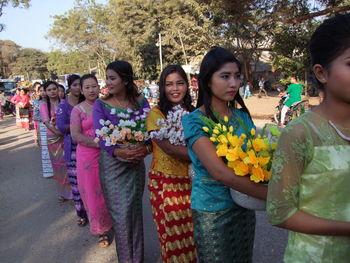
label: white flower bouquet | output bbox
[149,105,188,146]
[95,107,150,146]
[150,105,194,178]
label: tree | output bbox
[0,0,30,31]
[47,1,123,77]
[48,0,216,80]
[0,39,20,77]
[10,48,49,80]
[47,50,90,75]
[196,0,350,82]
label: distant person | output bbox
[244,81,252,99]
[0,90,5,120]
[40,81,72,201]
[279,76,303,126]
[258,76,268,97]
[56,74,88,227]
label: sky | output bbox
[0,0,106,52]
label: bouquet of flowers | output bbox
[149,105,194,178]
[200,114,281,210]
[149,105,188,145]
[200,115,281,183]
[95,107,150,146]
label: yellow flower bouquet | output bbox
[200,114,281,210]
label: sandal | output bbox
[98,234,111,248]
[77,217,88,227]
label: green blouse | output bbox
[267,111,350,263]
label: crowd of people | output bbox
[2,14,350,263]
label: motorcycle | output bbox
[3,98,16,116]
[273,92,309,125]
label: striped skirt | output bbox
[39,122,53,178]
[148,170,196,263]
[67,144,87,219]
[192,204,256,263]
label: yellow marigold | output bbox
[226,147,240,162]
[202,127,209,133]
[229,126,234,133]
[218,134,228,144]
[224,116,229,122]
[213,129,220,135]
[240,133,247,139]
[222,125,227,132]
[252,138,267,152]
[250,128,256,136]
[228,160,250,176]
[257,156,270,167]
[244,150,258,166]
[263,169,271,181]
[227,134,243,148]
[250,166,264,183]
[216,143,228,156]
[210,137,217,142]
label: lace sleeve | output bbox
[70,106,98,148]
[267,119,314,225]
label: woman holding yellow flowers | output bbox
[182,47,267,263]
[267,14,350,263]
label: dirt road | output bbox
[0,112,288,263]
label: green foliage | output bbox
[0,40,20,77]
[47,0,216,80]
[47,51,90,75]
[10,48,49,80]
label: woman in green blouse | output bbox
[267,14,350,263]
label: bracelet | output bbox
[146,144,152,154]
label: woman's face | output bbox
[58,87,65,99]
[20,90,25,96]
[69,79,81,97]
[106,69,127,96]
[39,87,46,98]
[322,47,350,104]
[46,84,58,99]
[164,72,187,106]
[209,62,241,103]
[81,78,100,102]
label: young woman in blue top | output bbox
[182,47,267,263]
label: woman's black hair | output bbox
[43,81,60,120]
[106,61,140,105]
[197,46,251,121]
[158,65,194,116]
[310,13,350,90]
[67,74,81,88]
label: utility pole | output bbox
[159,33,163,72]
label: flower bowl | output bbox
[230,189,266,211]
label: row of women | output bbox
[38,14,349,263]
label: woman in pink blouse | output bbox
[71,74,112,247]
[40,81,72,201]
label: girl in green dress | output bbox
[267,13,350,263]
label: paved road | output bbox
[0,116,287,263]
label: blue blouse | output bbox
[182,108,255,212]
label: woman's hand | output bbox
[113,145,148,163]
